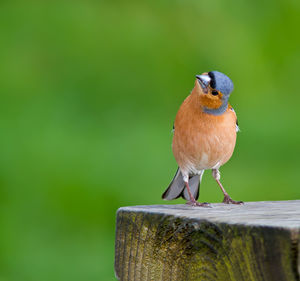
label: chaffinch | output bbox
[162,71,243,207]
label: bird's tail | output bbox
[162,168,201,201]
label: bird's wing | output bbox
[229,105,240,132]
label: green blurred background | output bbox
[0,0,300,280]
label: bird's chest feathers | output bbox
[173,107,236,169]
[186,112,235,148]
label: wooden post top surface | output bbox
[118,200,300,229]
[115,200,300,281]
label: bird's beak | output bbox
[196,74,211,91]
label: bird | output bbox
[162,71,243,207]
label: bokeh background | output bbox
[1,0,300,280]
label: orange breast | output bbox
[172,93,237,174]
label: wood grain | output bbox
[115,201,300,281]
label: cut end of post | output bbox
[115,200,300,281]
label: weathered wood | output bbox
[114,200,300,281]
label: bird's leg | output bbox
[212,169,243,205]
[184,181,210,207]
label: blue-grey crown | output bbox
[208,71,234,96]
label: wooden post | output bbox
[114,200,300,281]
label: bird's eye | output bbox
[212,90,218,96]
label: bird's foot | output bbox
[222,195,243,205]
[186,200,211,208]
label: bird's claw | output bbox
[186,200,211,208]
[223,196,243,205]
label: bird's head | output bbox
[194,71,234,115]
